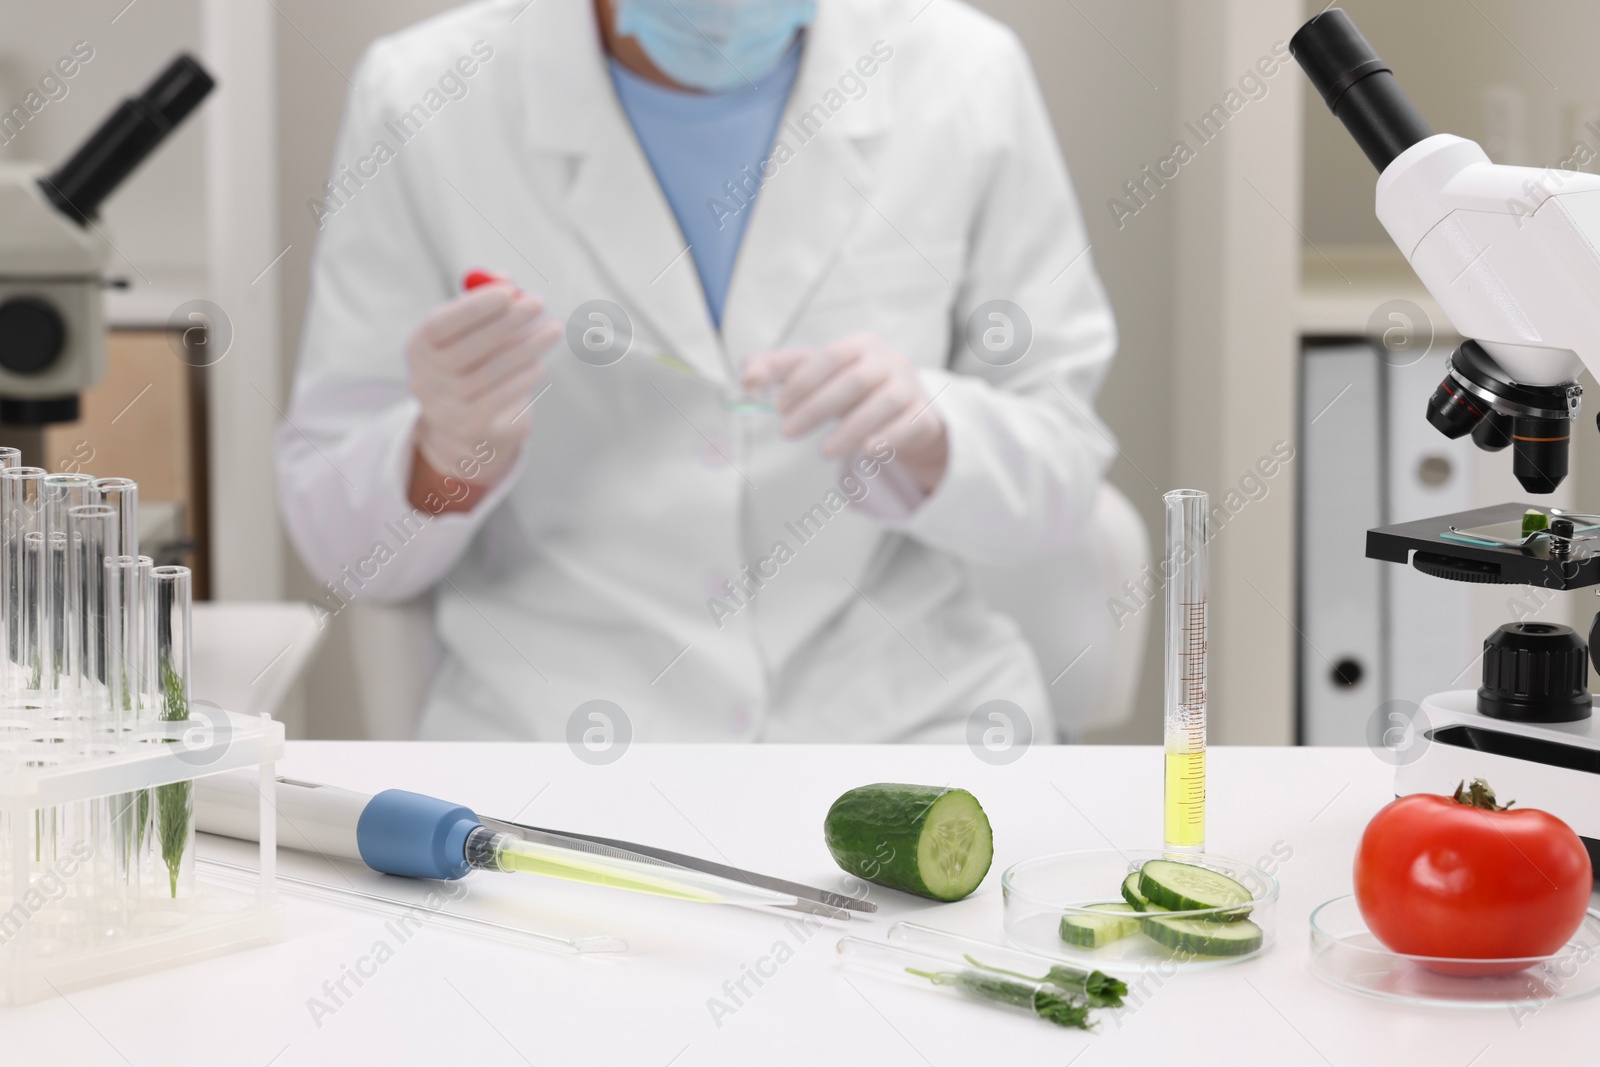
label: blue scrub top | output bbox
[609,42,802,329]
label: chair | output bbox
[191,601,326,732]
[343,482,1152,740]
[968,482,1152,739]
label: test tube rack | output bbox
[1,714,283,1005]
[0,456,284,1004]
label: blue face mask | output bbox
[614,0,817,93]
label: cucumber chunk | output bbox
[1140,914,1264,957]
[1138,860,1253,916]
[1059,902,1139,948]
[823,784,993,901]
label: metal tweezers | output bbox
[478,815,875,920]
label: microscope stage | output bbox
[1367,503,1600,589]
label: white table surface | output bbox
[5,742,1592,1066]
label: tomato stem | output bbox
[1452,778,1514,811]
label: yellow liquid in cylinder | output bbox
[1164,749,1206,849]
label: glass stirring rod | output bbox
[1163,489,1208,854]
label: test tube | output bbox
[95,478,138,561]
[67,503,120,895]
[3,470,58,863]
[0,453,20,682]
[104,556,146,733]
[836,938,1090,1029]
[146,565,194,898]
[2,468,48,708]
[885,922,1120,1003]
[0,450,19,897]
[41,473,97,712]
[1163,489,1208,854]
[103,555,147,889]
[127,557,154,723]
[0,457,20,895]
[69,505,119,721]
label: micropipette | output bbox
[194,773,852,917]
[1163,489,1208,853]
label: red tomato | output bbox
[1354,780,1592,975]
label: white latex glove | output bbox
[405,282,561,488]
[743,332,949,493]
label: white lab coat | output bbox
[278,0,1118,743]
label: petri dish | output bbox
[1002,848,1277,973]
[1309,895,1600,1008]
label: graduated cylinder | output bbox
[1162,490,1209,854]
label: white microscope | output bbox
[1293,11,1600,873]
[0,54,212,433]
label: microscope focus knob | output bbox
[1478,622,1592,723]
[0,297,67,376]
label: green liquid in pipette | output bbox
[493,839,721,904]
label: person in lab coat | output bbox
[278,0,1119,743]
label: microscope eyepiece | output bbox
[38,54,215,224]
[1290,9,1433,172]
[141,54,214,127]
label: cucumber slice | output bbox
[1140,914,1264,957]
[1059,902,1139,948]
[1119,872,1166,912]
[1138,860,1253,916]
[823,784,993,901]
